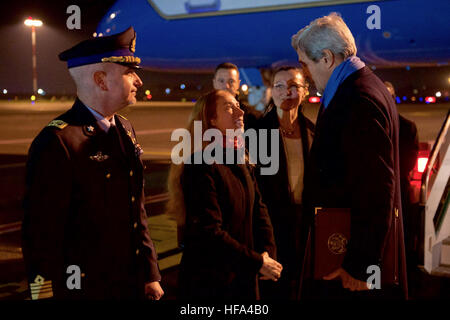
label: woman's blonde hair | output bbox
[166,90,225,228]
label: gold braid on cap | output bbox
[101,56,141,64]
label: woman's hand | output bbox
[259,252,283,281]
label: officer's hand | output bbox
[259,251,283,281]
[323,267,369,291]
[145,281,164,300]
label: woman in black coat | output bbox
[255,67,315,300]
[167,90,282,300]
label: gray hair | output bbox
[68,63,108,93]
[291,13,357,62]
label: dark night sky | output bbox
[0,1,119,95]
[1,1,448,99]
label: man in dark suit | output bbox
[22,27,163,300]
[292,13,408,299]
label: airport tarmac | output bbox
[0,100,448,300]
[0,100,447,156]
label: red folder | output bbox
[314,207,351,279]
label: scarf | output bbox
[322,56,365,109]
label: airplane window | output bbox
[148,0,374,18]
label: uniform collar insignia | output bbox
[83,124,97,136]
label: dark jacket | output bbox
[178,152,276,300]
[302,66,408,298]
[238,98,262,131]
[22,99,160,299]
[399,115,419,196]
[254,104,314,299]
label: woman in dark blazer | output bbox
[167,90,282,300]
[255,66,315,300]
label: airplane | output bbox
[96,0,450,76]
[96,0,450,282]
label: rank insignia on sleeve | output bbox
[30,275,53,300]
[47,120,68,130]
[89,151,109,162]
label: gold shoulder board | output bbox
[47,120,68,130]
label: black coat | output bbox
[302,66,408,298]
[254,104,315,299]
[399,115,419,181]
[22,99,161,299]
[178,152,276,300]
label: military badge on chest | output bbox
[89,151,109,162]
[126,130,144,157]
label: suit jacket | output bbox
[22,98,160,299]
[178,152,276,300]
[302,66,408,298]
[254,104,314,297]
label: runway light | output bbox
[419,97,424,102]
[402,96,407,101]
[425,96,436,103]
[411,96,416,102]
[436,91,442,97]
[413,89,418,94]
[396,97,401,104]
[93,32,97,37]
[145,90,150,95]
[180,84,186,90]
[3,89,7,94]
[146,94,152,100]
[37,88,44,95]
[24,17,43,27]
[165,88,171,94]
[98,33,103,37]
[30,95,36,101]
[241,84,248,92]
[417,157,428,173]
[106,28,111,34]
[309,96,321,103]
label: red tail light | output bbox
[309,96,321,103]
[417,157,428,173]
[425,96,436,103]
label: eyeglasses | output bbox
[273,83,307,92]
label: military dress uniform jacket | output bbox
[22,99,161,299]
[302,67,408,298]
[178,151,276,300]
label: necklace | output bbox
[280,127,295,136]
[280,120,298,136]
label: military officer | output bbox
[22,27,164,300]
